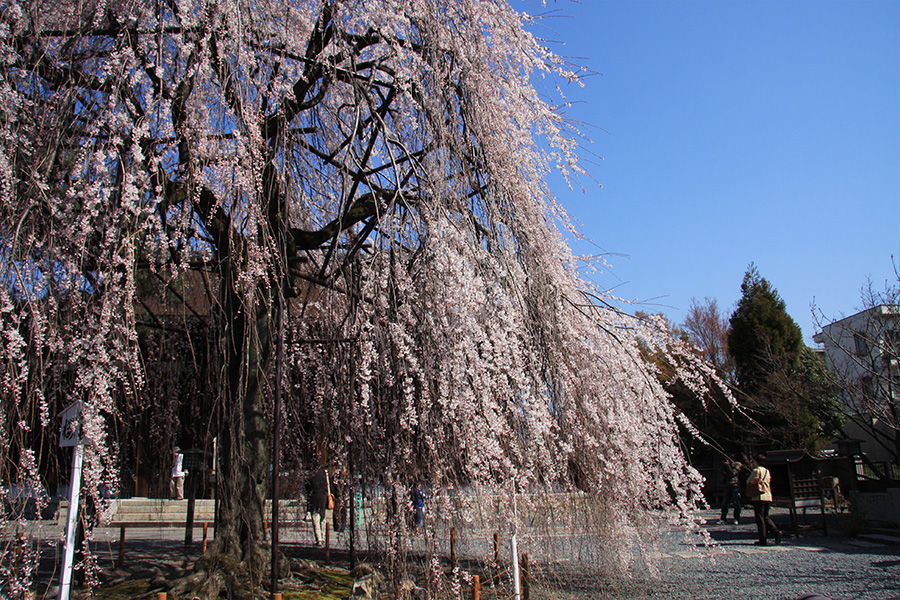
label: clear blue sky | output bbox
[514,0,900,342]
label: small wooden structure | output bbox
[766,450,852,536]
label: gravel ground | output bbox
[534,508,900,600]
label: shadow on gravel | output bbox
[873,559,900,568]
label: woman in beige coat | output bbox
[747,454,782,545]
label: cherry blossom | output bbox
[0,0,723,593]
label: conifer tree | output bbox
[728,265,839,450]
[729,264,803,393]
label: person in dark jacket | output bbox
[410,485,427,533]
[306,465,332,545]
[717,456,743,525]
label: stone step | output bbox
[57,499,215,525]
[58,498,308,526]
[112,499,216,514]
[859,527,900,546]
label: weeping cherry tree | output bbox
[0,0,721,594]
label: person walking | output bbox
[717,456,743,524]
[306,464,333,546]
[410,485,427,534]
[170,447,188,500]
[747,453,782,546]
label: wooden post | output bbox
[450,526,457,570]
[202,522,209,553]
[156,593,166,600]
[117,526,126,569]
[184,470,197,546]
[14,530,23,572]
[263,520,268,538]
[520,552,529,600]
[492,531,500,585]
[472,574,480,600]
[325,522,331,563]
[271,594,282,600]
[349,483,357,569]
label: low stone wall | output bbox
[852,488,900,528]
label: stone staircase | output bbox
[58,498,216,527]
[58,498,310,527]
[111,498,216,526]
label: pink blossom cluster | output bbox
[0,0,727,588]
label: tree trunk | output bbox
[214,264,275,584]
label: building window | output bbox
[884,329,900,359]
[854,332,869,356]
[861,375,875,399]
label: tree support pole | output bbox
[117,527,125,569]
[325,522,331,563]
[270,168,288,596]
[450,526,457,570]
[59,443,84,600]
[270,299,284,595]
[510,533,520,600]
[521,552,530,600]
[184,473,197,546]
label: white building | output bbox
[813,304,900,467]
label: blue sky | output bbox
[514,0,899,342]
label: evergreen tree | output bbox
[728,265,840,450]
[728,264,803,393]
